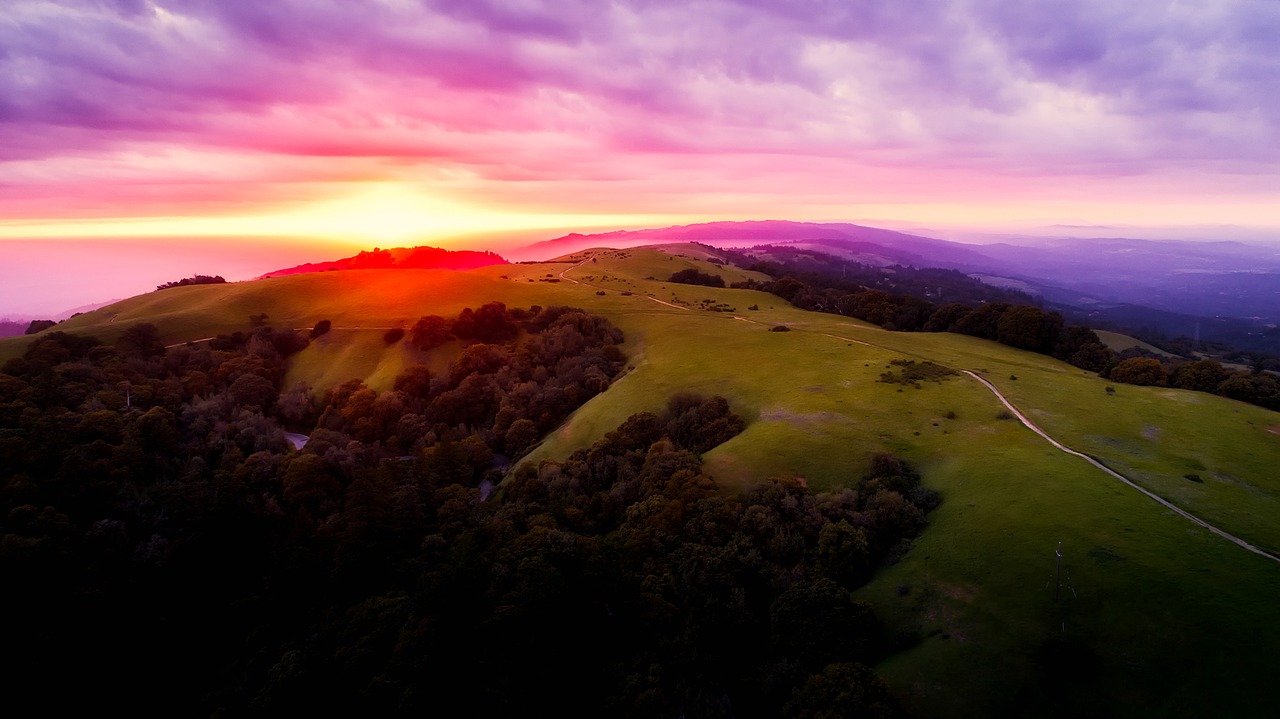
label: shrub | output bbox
[384,328,405,345]
[310,319,332,338]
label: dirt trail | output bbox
[558,258,691,311]
[962,370,1280,565]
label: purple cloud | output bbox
[2,0,1278,221]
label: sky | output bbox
[3,0,1280,314]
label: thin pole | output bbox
[1054,541,1062,602]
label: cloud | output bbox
[2,0,1278,224]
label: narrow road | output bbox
[962,370,1280,565]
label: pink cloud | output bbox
[0,0,1277,228]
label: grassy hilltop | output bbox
[7,244,1280,717]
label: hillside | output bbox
[5,244,1280,716]
[515,221,1280,355]
[256,244,508,278]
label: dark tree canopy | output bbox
[1108,357,1169,387]
[309,319,332,338]
[669,268,727,287]
[1170,359,1230,394]
[156,275,226,291]
[116,322,165,358]
[410,314,452,349]
[24,319,57,335]
[997,306,1064,354]
[0,303,938,716]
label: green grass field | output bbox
[7,245,1280,716]
[1095,329,1181,358]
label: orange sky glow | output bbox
[3,1,1279,314]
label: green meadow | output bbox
[5,245,1280,716]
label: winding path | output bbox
[558,258,692,311]
[962,370,1280,565]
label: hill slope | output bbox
[5,244,1280,717]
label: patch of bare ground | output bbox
[1141,425,1161,441]
[1267,424,1280,436]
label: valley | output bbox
[5,245,1279,716]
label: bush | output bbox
[770,325,791,332]
[384,328,405,345]
[310,320,332,339]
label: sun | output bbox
[272,183,488,244]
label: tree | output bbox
[952,302,1010,341]
[923,303,970,332]
[996,306,1063,354]
[1068,342,1114,373]
[466,302,520,343]
[116,323,165,358]
[503,418,540,457]
[784,663,905,719]
[1217,372,1279,409]
[669,268,725,287]
[309,320,332,339]
[1170,359,1229,394]
[1108,357,1168,387]
[393,365,434,401]
[410,315,452,350]
[156,275,226,291]
[228,373,278,410]
[24,320,56,335]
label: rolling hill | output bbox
[516,221,1280,354]
[4,244,1280,716]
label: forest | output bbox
[0,301,932,716]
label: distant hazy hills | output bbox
[520,219,990,267]
[521,220,1280,327]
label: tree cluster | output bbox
[718,247,1114,373]
[669,268,727,288]
[1105,355,1280,410]
[155,275,227,291]
[24,319,57,335]
[0,305,929,716]
[0,304,625,713]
